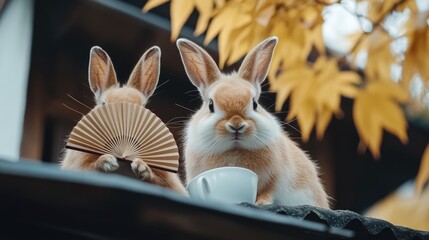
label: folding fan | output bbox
[66,103,179,173]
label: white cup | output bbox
[186,167,258,204]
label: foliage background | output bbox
[143,0,429,224]
[144,0,429,187]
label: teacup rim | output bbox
[187,166,257,188]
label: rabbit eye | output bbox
[208,99,214,113]
[253,98,258,110]
[102,102,106,106]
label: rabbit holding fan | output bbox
[177,37,330,207]
[61,46,186,195]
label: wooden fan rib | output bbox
[73,122,110,149]
[136,112,161,146]
[65,145,106,156]
[130,110,149,149]
[126,104,139,143]
[83,112,112,146]
[129,105,149,148]
[70,128,111,152]
[103,104,122,151]
[86,111,116,154]
[95,106,119,152]
[111,103,125,153]
[136,123,171,148]
[67,139,111,155]
[137,132,175,153]
[138,143,178,156]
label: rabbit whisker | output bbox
[62,103,85,116]
[175,103,196,113]
[155,79,170,91]
[166,116,190,125]
[81,82,90,89]
[67,94,92,110]
[185,89,200,95]
[283,123,301,134]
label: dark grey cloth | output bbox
[242,203,429,240]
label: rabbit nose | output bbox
[226,122,248,133]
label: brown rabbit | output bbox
[61,46,187,195]
[177,37,330,207]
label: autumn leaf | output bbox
[311,23,325,55]
[269,21,312,81]
[353,81,409,158]
[169,0,195,41]
[349,29,396,82]
[143,0,170,12]
[274,57,360,141]
[365,0,418,22]
[144,0,219,40]
[271,64,311,112]
[402,26,429,87]
[366,0,398,22]
[193,0,214,36]
[415,144,429,194]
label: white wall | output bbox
[0,0,34,161]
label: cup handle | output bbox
[196,177,210,200]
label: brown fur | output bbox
[178,37,330,207]
[61,46,186,195]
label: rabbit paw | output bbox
[95,154,119,172]
[256,195,273,205]
[131,158,153,181]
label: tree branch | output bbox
[345,0,410,56]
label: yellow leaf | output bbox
[290,24,312,62]
[204,5,239,45]
[316,107,333,140]
[402,26,429,87]
[269,22,288,81]
[170,0,195,41]
[286,75,318,142]
[269,22,310,81]
[284,67,314,118]
[367,0,397,22]
[312,24,325,55]
[416,144,429,194]
[272,65,311,111]
[214,0,225,8]
[313,57,360,138]
[218,29,234,69]
[255,4,275,27]
[226,25,253,65]
[353,81,409,158]
[297,99,317,142]
[365,31,395,82]
[143,0,170,12]
[275,57,360,140]
[194,0,214,36]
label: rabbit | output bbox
[61,46,187,195]
[176,37,330,208]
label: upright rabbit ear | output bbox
[127,46,160,99]
[89,46,119,99]
[238,37,278,86]
[176,39,221,91]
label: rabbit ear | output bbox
[88,46,118,98]
[176,38,221,91]
[238,37,278,86]
[127,46,160,99]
